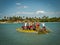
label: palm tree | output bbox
[4,16,6,19]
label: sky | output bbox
[0,0,60,18]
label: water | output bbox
[0,22,60,45]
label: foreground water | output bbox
[0,22,60,45]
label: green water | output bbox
[0,22,60,45]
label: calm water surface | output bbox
[0,22,60,45]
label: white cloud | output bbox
[16,2,28,9]
[23,6,28,8]
[16,2,21,5]
[17,6,28,9]
[16,12,20,14]
[16,12,34,15]
[36,10,45,14]
[13,10,60,17]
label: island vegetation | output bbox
[0,16,60,23]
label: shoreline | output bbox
[0,22,60,24]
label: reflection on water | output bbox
[0,22,60,45]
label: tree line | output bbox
[0,16,60,22]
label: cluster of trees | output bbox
[0,16,60,22]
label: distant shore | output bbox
[0,21,22,24]
[0,21,60,24]
[0,16,60,24]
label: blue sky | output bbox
[0,0,60,18]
